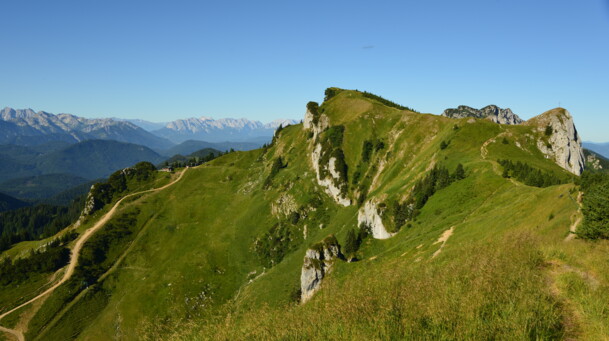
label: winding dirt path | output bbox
[0,325,23,341]
[565,192,584,241]
[0,168,189,339]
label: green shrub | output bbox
[497,159,566,188]
[324,88,342,101]
[357,90,418,112]
[579,176,609,239]
[307,102,320,125]
[263,157,286,188]
[253,222,301,267]
[362,140,374,163]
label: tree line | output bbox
[579,170,609,239]
[386,164,466,232]
[0,232,76,285]
[88,161,158,213]
[162,149,227,169]
[497,159,567,187]
[0,197,85,253]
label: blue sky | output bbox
[1,0,608,141]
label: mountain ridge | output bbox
[0,107,174,150]
[442,104,524,125]
[152,116,298,144]
[583,141,609,159]
[1,89,603,340]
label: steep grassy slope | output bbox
[1,89,608,340]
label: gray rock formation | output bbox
[303,104,329,139]
[300,235,342,303]
[81,184,101,216]
[357,201,395,239]
[586,153,603,170]
[442,105,524,125]
[443,104,585,175]
[304,103,351,206]
[525,108,585,176]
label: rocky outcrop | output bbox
[586,152,603,171]
[357,201,395,239]
[311,144,351,206]
[300,235,342,303]
[81,184,100,216]
[305,102,351,206]
[303,103,329,139]
[525,108,585,176]
[444,104,585,175]
[442,105,524,125]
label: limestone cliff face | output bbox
[300,236,342,303]
[310,144,351,206]
[442,105,524,125]
[304,103,351,206]
[303,105,329,139]
[525,108,585,176]
[357,201,395,239]
[81,184,100,216]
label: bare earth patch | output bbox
[432,226,455,258]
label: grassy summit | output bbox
[2,89,608,340]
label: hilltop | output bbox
[1,89,608,340]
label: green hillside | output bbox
[0,140,165,201]
[0,193,28,213]
[0,174,90,201]
[1,89,608,340]
[161,147,220,167]
[35,140,164,180]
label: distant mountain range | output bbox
[1,107,173,150]
[2,107,297,150]
[583,142,609,159]
[128,117,298,144]
[162,140,264,157]
[0,107,299,201]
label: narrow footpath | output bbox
[0,168,189,341]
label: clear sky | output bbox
[1,0,608,141]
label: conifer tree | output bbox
[343,229,358,255]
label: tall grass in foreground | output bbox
[157,233,564,340]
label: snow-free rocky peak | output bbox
[442,105,524,125]
[524,108,585,176]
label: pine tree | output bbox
[580,180,609,239]
[454,163,466,180]
[343,229,358,255]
